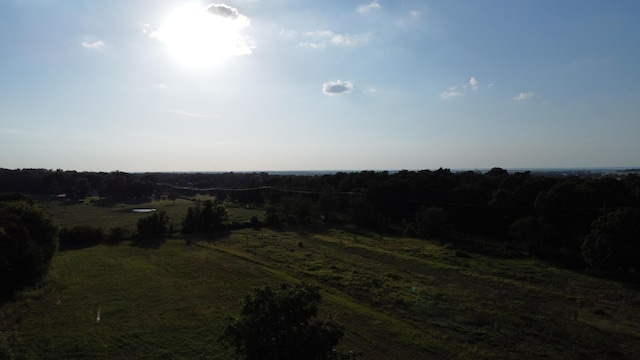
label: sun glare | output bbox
[152,4,253,68]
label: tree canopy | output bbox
[0,196,59,299]
[220,282,354,360]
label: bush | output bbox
[182,200,228,233]
[106,226,127,244]
[0,199,59,298]
[220,282,354,360]
[59,225,104,250]
[136,211,170,239]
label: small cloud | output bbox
[279,29,297,39]
[331,33,371,46]
[322,80,354,95]
[469,76,478,90]
[82,40,105,49]
[305,30,370,47]
[409,10,421,18]
[298,42,326,49]
[513,92,535,101]
[206,3,246,22]
[357,1,381,14]
[440,88,463,100]
[363,87,377,95]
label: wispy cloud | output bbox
[81,40,105,49]
[440,87,463,100]
[357,1,381,14]
[298,42,326,49]
[441,76,479,99]
[322,80,354,95]
[301,30,371,48]
[279,29,297,39]
[166,109,220,118]
[513,92,535,101]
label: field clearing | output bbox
[1,199,639,359]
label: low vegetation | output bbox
[0,168,639,359]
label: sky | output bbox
[1,0,639,172]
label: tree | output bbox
[73,177,91,199]
[414,206,452,239]
[168,191,178,204]
[0,197,59,298]
[509,216,556,252]
[136,211,170,239]
[220,282,353,360]
[182,200,228,233]
[581,207,640,273]
[200,200,228,231]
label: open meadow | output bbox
[1,197,639,359]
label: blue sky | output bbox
[1,0,639,172]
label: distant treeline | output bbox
[2,167,640,276]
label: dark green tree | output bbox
[348,195,378,229]
[73,177,91,199]
[168,191,178,204]
[200,200,228,231]
[182,200,228,233]
[414,206,452,239]
[582,207,640,273]
[0,197,59,298]
[220,282,352,360]
[509,216,556,252]
[136,211,170,239]
[318,187,339,223]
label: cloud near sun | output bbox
[148,3,253,68]
[322,80,354,95]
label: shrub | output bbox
[0,199,59,298]
[136,211,170,239]
[59,225,104,250]
[220,282,355,360]
[106,226,127,244]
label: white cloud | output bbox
[279,29,297,39]
[304,30,370,47]
[440,88,463,100]
[322,80,354,95]
[513,92,535,101]
[357,1,381,14]
[469,76,478,90]
[81,40,105,49]
[409,10,421,18]
[298,42,326,49]
[441,76,482,99]
[153,83,169,90]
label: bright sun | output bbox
[152,4,253,68]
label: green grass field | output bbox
[1,198,639,359]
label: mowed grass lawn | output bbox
[1,198,639,359]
